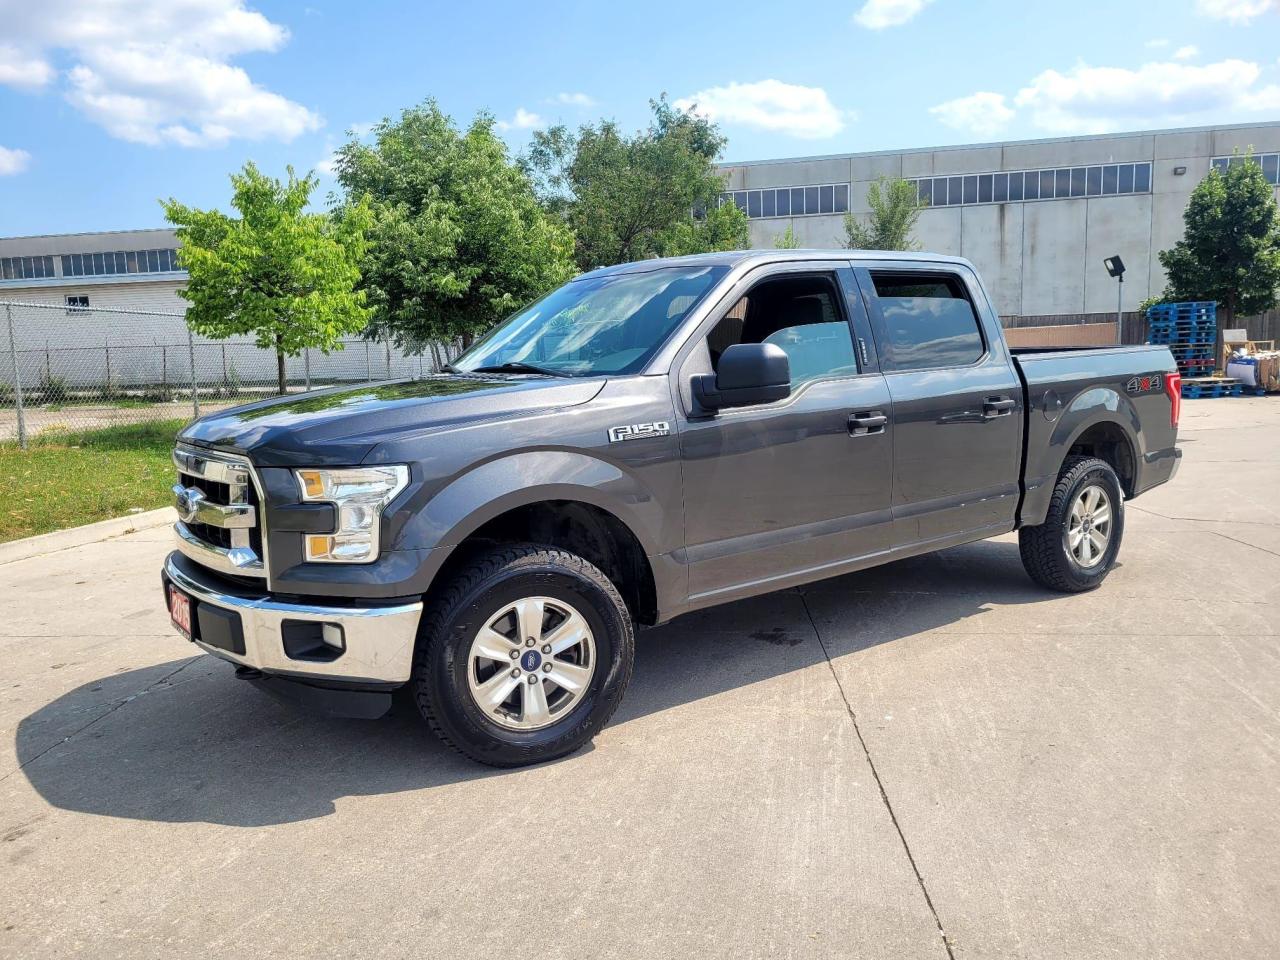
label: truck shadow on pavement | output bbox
[15,539,1063,827]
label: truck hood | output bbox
[179,374,607,466]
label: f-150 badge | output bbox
[608,421,670,442]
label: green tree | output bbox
[1158,151,1280,328]
[773,224,802,249]
[843,176,926,251]
[525,96,747,270]
[655,201,750,258]
[333,100,576,351]
[163,163,372,395]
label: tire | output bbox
[1019,456,1125,593]
[413,543,634,767]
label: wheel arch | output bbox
[1058,417,1139,496]
[408,452,665,625]
[1022,387,1143,527]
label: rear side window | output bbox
[870,272,985,371]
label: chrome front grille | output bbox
[172,445,266,578]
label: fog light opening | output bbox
[282,620,346,663]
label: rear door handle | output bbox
[849,411,888,436]
[983,397,1016,418]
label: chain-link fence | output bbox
[1,300,455,447]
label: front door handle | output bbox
[983,397,1016,418]
[849,411,888,436]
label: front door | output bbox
[856,263,1022,548]
[676,264,894,601]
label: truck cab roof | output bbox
[578,248,978,280]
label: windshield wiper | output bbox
[469,361,570,378]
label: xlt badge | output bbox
[608,421,671,443]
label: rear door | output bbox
[855,262,1022,548]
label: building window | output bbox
[0,255,55,281]
[1211,153,1280,185]
[904,160,1153,208]
[57,248,181,278]
[717,182,851,219]
[65,295,90,314]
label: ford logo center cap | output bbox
[520,650,542,672]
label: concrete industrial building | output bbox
[0,228,187,315]
[5,120,1280,331]
[0,228,423,388]
[718,120,1280,321]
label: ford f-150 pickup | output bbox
[162,250,1182,766]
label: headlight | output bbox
[294,465,409,563]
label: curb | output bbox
[0,506,175,565]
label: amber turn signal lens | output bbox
[299,470,325,499]
[306,535,333,559]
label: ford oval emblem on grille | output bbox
[175,487,206,523]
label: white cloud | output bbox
[0,146,33,176]
[929,92,1015,137]
[675,80,847,139]
[495,107,546,132]
[551,92,595,107]
[1013,58,1280,133]
[0,45,55,88]
[0,0,321,147]
[852,0,932,29]
[1195,0,1275,22]
[1173,45,1199,60]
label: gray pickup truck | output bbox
[162,250,1181,766]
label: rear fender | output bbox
[1021,386,1141,527]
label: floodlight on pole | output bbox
[1103,255,1126,329]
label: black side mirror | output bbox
[693,342,791,412]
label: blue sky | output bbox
[1,0,1278,236]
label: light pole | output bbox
[1103,255,1125,337]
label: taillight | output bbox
[1165,372,1181,428]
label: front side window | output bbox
[871,272,985,371]
[706,273,857,388]
[454,265,728,377]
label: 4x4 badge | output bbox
[1125,374,1163,394]
[608,421,671,443]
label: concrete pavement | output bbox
[2,399,1278,959]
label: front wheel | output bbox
[1019,456,1125,593]
[413,543,634,767]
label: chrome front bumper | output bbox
[163,553,422,685]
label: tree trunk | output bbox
[276,335,286,395]
[1220,292,1237,375]
[460,330,474,350]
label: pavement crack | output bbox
[1207,530,1280,560]
[0,655,203,785]
[1128,504,1280,527]
[799,592,957,960]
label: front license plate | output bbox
[168,585,193,639]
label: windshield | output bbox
[453,265,728,377]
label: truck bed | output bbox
[1010,343,1179,526]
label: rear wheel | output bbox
[1019,456,1124,593]
[413,543,634,767]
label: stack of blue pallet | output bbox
[1146,301,1239,398]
